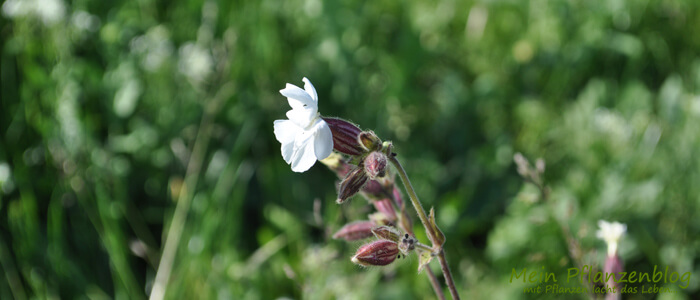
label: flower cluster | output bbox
[273,78,417,267]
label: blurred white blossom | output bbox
[71,10,100,32]
[130,26,174,72]
[178,42,213,84]
[2,0,65,25]
[596,220,626,257]
[273,78,333,172]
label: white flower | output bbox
[274,77,333,172]
[596,220,626,257]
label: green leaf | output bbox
[429,207,446,247]
[417,250,433,274]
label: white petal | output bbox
[290,131,317,172]
[286,108,316,128]
[313,119,333,160]
[303,77,318,103]
[281,140,295,163]
[274,120,303,164]
[273,119,302,144]
[280,83,315,110]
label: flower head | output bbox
[596,220,626,257]
[274,78,333,172]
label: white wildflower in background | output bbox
[596,220,626,256]
[130,26,174,72]
[71,10,100,33]
[178,42,213,84]
[2,0,65,25]
[273,78,333,172]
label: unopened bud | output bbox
[320,153,354,178]
[323,117,364,156]
[351,240,399,267]
[359,131,382,152]
[371,226,401,243]
[337,166,369,204]
[392,187,404,208]
[332,221,375,241]
[364,151,387,179]
[372,198,397,222]
[362,180,382,197]
[368,212,392,226]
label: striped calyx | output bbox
[323,117,364,156]
[351,240,399,266]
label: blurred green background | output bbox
[2,0,700,299]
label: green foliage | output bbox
[1,0,699,299]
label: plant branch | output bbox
[389,154,460,300]
[390,182,445,300]
[425,267,445,300]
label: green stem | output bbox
[415,242,434,253]
[388,156,437,244]
[389,154,461,300]
[425,267,446,300]
[149,111,212,300]
[149,83,232,300]
[391,186,445,300]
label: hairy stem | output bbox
[389,155,460,300]
[437,251,458,300]
[392,186,445,300]
[425,267,446,300]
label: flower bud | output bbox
[351,240,399,267]
[364,151,387,179]
[392,187,404,208]
[323,117,364,156]
[332,221,375,241]
[371,226,401,243]
[368,212,392,226]
[361,179,385,199]
[337,166,368,204]
[358,131,382,152]
[372,198,397,222]
[320,152,354,178]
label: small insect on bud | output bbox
[323,117,364,156]
[371,226,401,243]
[332,221,375,241]
[358,131,382,152]
[364,151,387,179]
[337,166,369,204]
[351,240,399,267]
